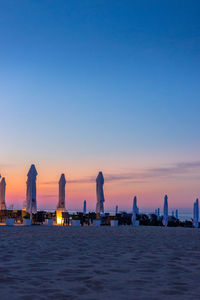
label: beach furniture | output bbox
[110,220,118,227]
[23,219,32,226]
[132,220,139,226]
[5,218,15,226]
[71,220,81,226]
[93,219,101,227]
[44,219,53,226]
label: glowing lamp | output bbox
[56,208,65,225]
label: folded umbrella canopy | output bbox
[96,172,105,214]
[57,174,66,209]
[193,199,199,228]
[132,196,139,225]
[0,177,6,210]
[162,195,168,227]
[26,164,38,214]
[83,200,87,214]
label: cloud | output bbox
[40,178,94,185]
[0,163,17,171]
[40,194,57,198]
[40,181,57,185]
[99,161,200,184]
[40,161,200,186]
[148,161,200,178]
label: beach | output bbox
[0,226,200,300]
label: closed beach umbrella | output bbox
[83,200,87,214]
[132,196,139,225]
[162,195,168,227]
[96,172,105,214]
[57,174,66,209]
[26,164,38,214]
[193,199,199,228]
[0,177,6,210]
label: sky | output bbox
[0,0,200,213]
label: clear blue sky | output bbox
[0,0,200,210]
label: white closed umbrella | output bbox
[0,177,6,210]
[162,195,168,227]
[96,172,105,214]
[26,164,38,214]
[83,200,87,214]
[57,174,66,209]
[132,196,139,225]
[193,199,199,228]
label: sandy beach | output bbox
[0,226,200,300]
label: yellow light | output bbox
[56,209,65,225]
[56,217,63,225]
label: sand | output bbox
[0,226,200,300]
